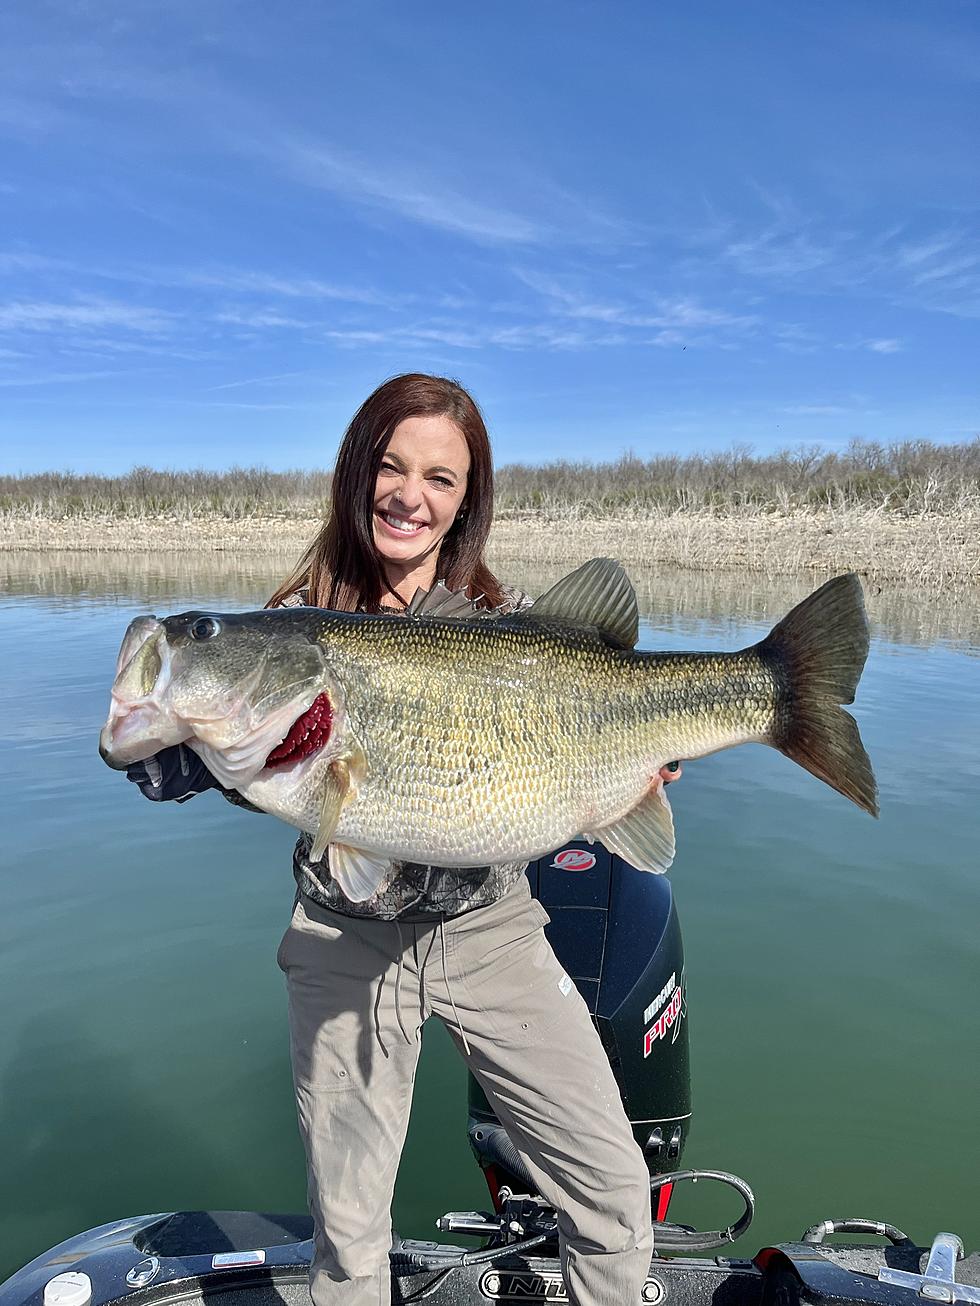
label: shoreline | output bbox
[2,507,977,586]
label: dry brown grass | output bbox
[488,505,980,589]
[3,438,978,585]
[5,438,980,518]
[2,501,977,587]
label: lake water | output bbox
[1,551,978,1277]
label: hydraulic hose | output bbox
[394,1167,756,1271]
[468,1122,537,1193]
[647,1169,756,1252]
[802,1219,912,1246]
[391,1232,551,1272]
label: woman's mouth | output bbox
[376,509,428,537]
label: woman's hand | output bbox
[125,743,218,802]
[659,761,683,785]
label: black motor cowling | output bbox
[468,840,691,1195]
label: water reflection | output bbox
[3,549,979,650]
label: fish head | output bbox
[99,609,347,790]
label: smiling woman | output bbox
[372,414,471,599]
[267,373,504,613]
[118,373,686,1306]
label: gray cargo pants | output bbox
[277,880,652,1306]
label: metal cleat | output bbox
[879,1233,980,1305]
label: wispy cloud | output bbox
[0,369,122,387]
[206,370,311,392]
[213,309,314,330]
[864,338,903,354]
[782,404,851,417]
[714,212,980,319]
[725,229,835,278]
[245,134,546,246]
[177,267,399,307]
[0,299,172,333]
[0,249,401,308]
[512,269,760,347]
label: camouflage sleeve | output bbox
[219,787,265,815]
[496,583,534,615]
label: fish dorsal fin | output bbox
[588,779,676,873]
[405,581,494,620]
[521,558,639,649]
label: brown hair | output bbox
[267,373,504,612]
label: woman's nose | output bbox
[392,473,424,507]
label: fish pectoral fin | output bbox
[309,763,350,863]
[591,779,676,873]
[328,844,392,903]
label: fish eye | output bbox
[190,616,221,641]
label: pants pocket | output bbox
[456,899,572,1048]
[276,905,300,973]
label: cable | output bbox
[461,1232,552,1265]
[396,1169,755,1271]
[646,1169,755,1252]
[391,1231,552,1272]
[802,1219,912,1246]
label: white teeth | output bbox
[383,512,424,534]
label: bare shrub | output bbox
[2,437,979,525]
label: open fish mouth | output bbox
[265,693,334,769]
[99,618,177,767]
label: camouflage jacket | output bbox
[276,583,533,920]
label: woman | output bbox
[129,374,682,1306]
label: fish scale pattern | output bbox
[106,571,874,919]
[270,609,779,919]
[291,584,536,919]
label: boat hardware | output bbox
[879,1232,980,1304]
[211,1250,266,1269]
[124,1259,160,1289]
[42,1274,91,1306]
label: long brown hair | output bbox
[267,373,504,612]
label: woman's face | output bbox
[372,414,471,577]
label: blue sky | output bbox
[1,0,978,473]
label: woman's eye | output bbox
[432,476,453,488]
[190,616,221,641]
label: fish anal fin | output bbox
[591,779,676,873]
[328,845,392,903]
[516,557,639,650]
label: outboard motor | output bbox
[468,840,691,1219]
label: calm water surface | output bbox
[1,552,978,1276]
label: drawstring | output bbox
[439,917,471,1056]
[374,916,470,1057]
[393,920,411,1046]
[372,973,389,1059]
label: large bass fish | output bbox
[100,559,877,902]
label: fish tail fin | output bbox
[757,573,879,817]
